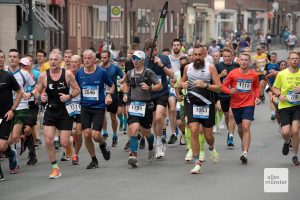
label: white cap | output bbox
[132,50,145,60]
[20,57,30,66]
[187,48,193,55]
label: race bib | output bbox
[236,79,252,92]
[128,101,146,117]
[287,91,300,105]
[193,105,209,119]
[65,101,81,116]
[82,86,99,101]
[176,101,181,111]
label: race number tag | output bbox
[236,79,252,92]
[287,91,300,105]
[65,101,81,116]
[82,86,99,101]
[176,102,181,111]
[128,101,146,117]
[193,105,209,119]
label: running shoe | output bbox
[227,134,234,146]
[112,136,118,147]
[282,140,291,155]
[155,144,165,159]
[124,140,130,151]
[86,160,99,169]
[61,152,70,161]
[27,151,38,165]
[200,150,205,162]
[139,137,145,149]
[128,155,138,168]
[190,161,201,174]
[185,149,193,162]
[49,168,62,179]
[292,156,299,166]
[271,114,276,121]
[72,154,79,165]
[8,149,17,170]
[36,138,43,145]
[180,134,186,145]
[168,134,177,144]
[100,142,111,161]
[240,152,248,164]
[10,165,20,174]
[54,140,60,150]
[213,126,218,134]
[210,148,219,163]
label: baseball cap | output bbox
[187,48,193,55]
[19,57,31,66]
[132,51,145,61]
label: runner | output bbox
[100,50,124,147]
[216,47,240,146]
[222,52,260,164]
[122,50,162,167]
[180,44,221,174]
[144,39,174,159]
[0,49,23,181]
[32,51,80,178]
[8,49,35,173]
[75,49,113,169]
[272,51,300,166]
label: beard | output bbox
[173,49,180,55]
[193,59,205,70]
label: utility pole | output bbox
[124,0,128,45]
[28,0,34,54]
[237,0,242,34]
[106,0,111,49]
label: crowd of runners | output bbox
[0,37,299,181]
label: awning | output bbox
[15,15,47,40]
[19,4,63,31]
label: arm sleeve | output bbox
[221,73,232,94]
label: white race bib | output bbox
[193,105,209,119]
[82,86,99,101]
[65,101,81,116]
[128,101,146,117]
[176,102,181,111]
[287,91,300,105]
[236,79,252,92]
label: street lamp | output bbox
[237,0,242,34]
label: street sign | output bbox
[111,6,121,21]
[0,0,22,4]
[98,6,107,21]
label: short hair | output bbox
[240,52,251,60]
[36,49,46,57]
[0,49,5,58]
[162,48,171,52]
[222,47,233,55]
[193,43,203,49]
[179,56,188,61]
[172,38,182,46]
[101,50,111,59]
[64,49,73,55]
[9,49,20,58]
[49,51,62,61]
[144,38,156,50]
[270,52,277,56]
[71,55,82,63]
[288,50,300,58]
[24,53,33,59]
[130,43,140,51]
[83,49,96,58]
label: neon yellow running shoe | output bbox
[185,149,193,162]
[210,148,219,163]
[190,161,201,174]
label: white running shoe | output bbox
[185,149,193,162]
[155,144,165,159]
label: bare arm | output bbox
[208,65,222,93]
[32,72,46,98]
[5,89,23,121]
[67,71,80,98]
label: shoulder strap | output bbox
[18,70,26,88]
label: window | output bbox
[170,11,174,33]
[88,7,93,37]
[164,11,168,33]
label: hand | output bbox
[255,98,261,105]
[154,56,163,67]
[41,95,48,103]
[269,69,276,74]
[4,110,14,121]
[59,93,71,102]
[279,94,286,102]
[177,95,183,102]
[105,94,112,105]
[140,83,150,90]
[293,86,300,93]
[123,95,128,103]
[229,88,237,95]
[220,69,227,78]
[181,81,188,89]
[23,92,32,100]
[194,80,206,88]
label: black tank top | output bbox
[46,68,69,108]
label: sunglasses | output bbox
[132,55,142,61]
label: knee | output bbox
[84,132,92,140]
[0,142,7,152]
[45,137,53,146]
